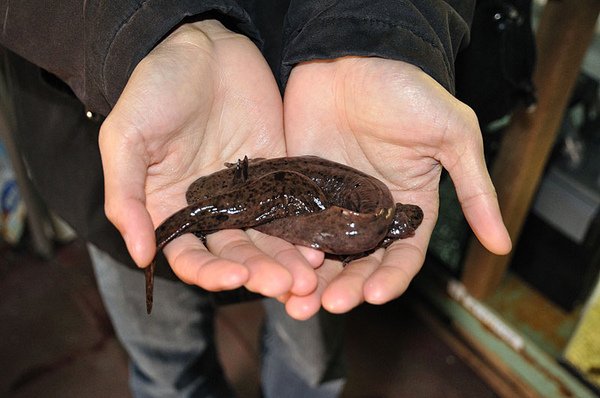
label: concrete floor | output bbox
[0,239,497,397]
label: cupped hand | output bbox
[99,20,321,299]
[282,57,512,319]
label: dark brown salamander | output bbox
[145,156,423,313]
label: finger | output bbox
[459,185,512,255]
[441,114,512,255]
[284,259,344,320]
[163,233,250,290]
[248,230,319,296]
[363,241,425,304]
[295,245,326,269]
[207,229,293,297]
[320,252,384,313]
[99,119,157,268]
[449,160,512,255]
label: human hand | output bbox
[282,56,512,319]
[99,20,321,299]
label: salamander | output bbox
[145,156,423,313]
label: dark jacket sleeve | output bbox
[0,1,261,116]
[281,0,475,94]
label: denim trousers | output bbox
[88,245,346,398]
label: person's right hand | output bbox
[99,20,322,299]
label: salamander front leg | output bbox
[193,231,208,246]
[339,252,370,265]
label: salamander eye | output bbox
[215,213,229,222]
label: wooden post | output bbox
[461,0,600,299]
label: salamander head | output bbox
[386,203,424,239]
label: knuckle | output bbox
[103,200,120,224]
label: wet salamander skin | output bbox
[145,156,424,313]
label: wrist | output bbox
[159,19,226,48]
[177,18,230,37]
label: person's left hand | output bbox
[281,56,512,320]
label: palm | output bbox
[283,57,511,317]
[128,27,285,227]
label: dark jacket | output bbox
[1,1,473,113]
[0,1,492,276]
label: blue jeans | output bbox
[88,245,345,398]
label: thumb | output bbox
[98,116,157,267]
[441,109,512,255]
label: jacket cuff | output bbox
[85,1,260,115]
[281,1,473,94]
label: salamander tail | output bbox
[144,260,155,314]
